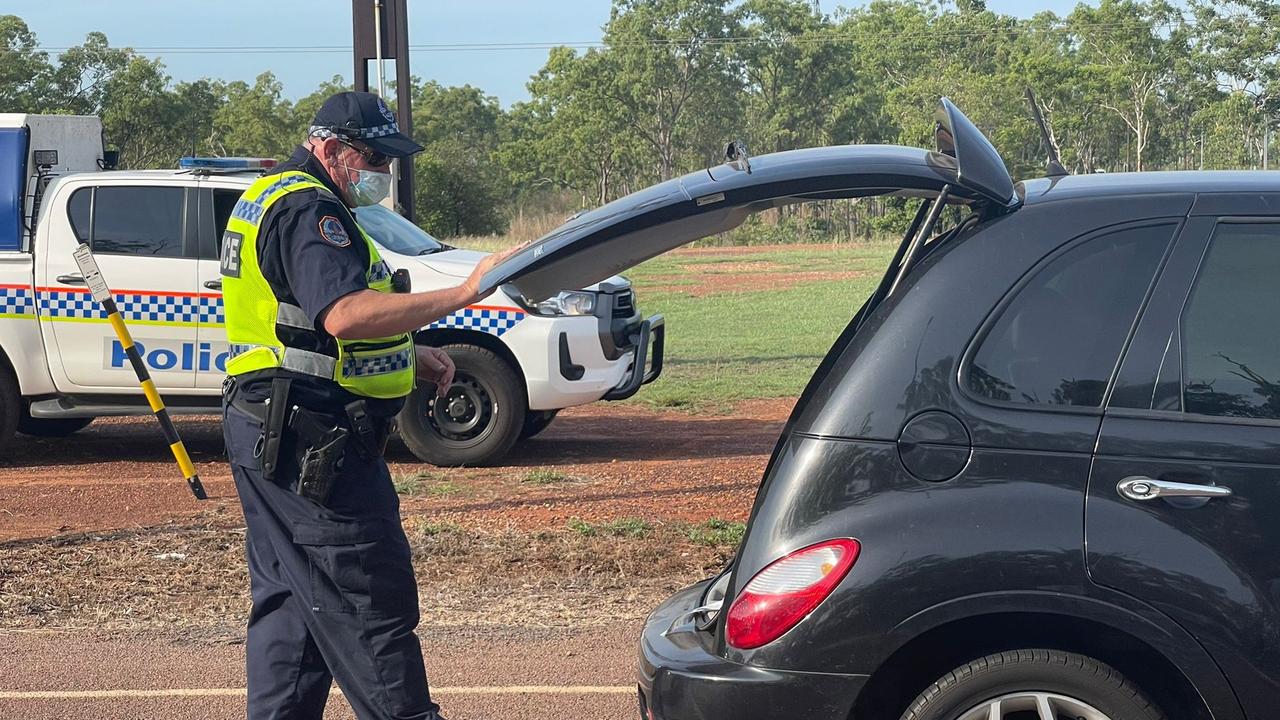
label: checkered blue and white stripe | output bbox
[0,286,34,316]
[115,293,199,324]
[199,296,225,325]
[310,122,400,140]
[341,348,413,378]
[427,307,526,337]
[232,199,266,224]
[232,175,318,224]
[37,290,207,325]
[357,122,400,138]
[39,291,110,321]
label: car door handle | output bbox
[56,273,85,285]
[1117,476,1233,501]
[203,279,223,290]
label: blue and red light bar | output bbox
[178,157,278,170]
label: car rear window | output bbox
[66,186,185,257]
[1182,222,1280,419]
[967,223,1174,408]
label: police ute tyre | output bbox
[399,344,525,467]
[900,649,1164,720]
[0,370,18,453]
[519,409,558,440]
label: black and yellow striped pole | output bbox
[73,244,207,500]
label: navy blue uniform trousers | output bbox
[224,404,441,720]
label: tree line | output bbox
[3,0,1279,241]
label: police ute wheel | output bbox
[519,409,558,440]
[17,412,93,437]
[398,344,525,467]
[900,649,1164,720]
[0,370,18,453]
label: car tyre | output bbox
[0,370,18,452]
[519,409,558,440]
[17,409,93,437]
[398,344,525,467]
[901,649,1164,720]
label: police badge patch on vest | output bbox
[318,216,351,247]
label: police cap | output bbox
[309,91,424,158]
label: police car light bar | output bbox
[178,156,279,170]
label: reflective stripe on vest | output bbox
[221,170,415,399]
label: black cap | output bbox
[309,91,424,158]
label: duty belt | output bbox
[222,376,390,480]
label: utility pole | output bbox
[352,0,415,220]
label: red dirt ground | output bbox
[0,399,794,542]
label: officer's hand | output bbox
[416,346,455,398]
[462,243,527,301]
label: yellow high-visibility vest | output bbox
[220,170,414,399]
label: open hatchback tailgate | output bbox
[480,98,1017,302]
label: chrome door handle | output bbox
[203,279,223,290]
[56,273,85,285]
[1117,476,1232,501]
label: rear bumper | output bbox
[637,582,867,720]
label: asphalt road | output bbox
[0,623,641,719]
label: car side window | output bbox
[67,187,91,242]
[65,186,185,257]
[213,189,240,249]
[1181,222,1280,419]
[967,223,1174,408]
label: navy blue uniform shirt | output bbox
[235,146,406,417]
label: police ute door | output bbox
[38,181,200,390]
[194,181,247,390]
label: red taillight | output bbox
[725,538,860,650]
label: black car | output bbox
[482,99,1276,720]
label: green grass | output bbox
[522,468,581,485]
[624,241,897,410]
[452,237,900,411]
[393,470,460,496]
[411,520,466,537]
[567,517,653,538]
[683,518,747,547]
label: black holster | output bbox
[288,405,350,506]
[226,375,350,507]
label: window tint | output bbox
[1182,223,1280,419]
[67,188,91,243]
[91,186,184,257]
[967,224,1173,407]
[213,189,240,246]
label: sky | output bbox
[10,0,1086,108]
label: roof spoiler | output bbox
[934,97,1018,208]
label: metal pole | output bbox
[373,0,399,211]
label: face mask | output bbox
[343,166,392,207]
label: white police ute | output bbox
[0,114,663,466]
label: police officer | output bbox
[220,91,507,719]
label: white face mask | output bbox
[343,166,392,207]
